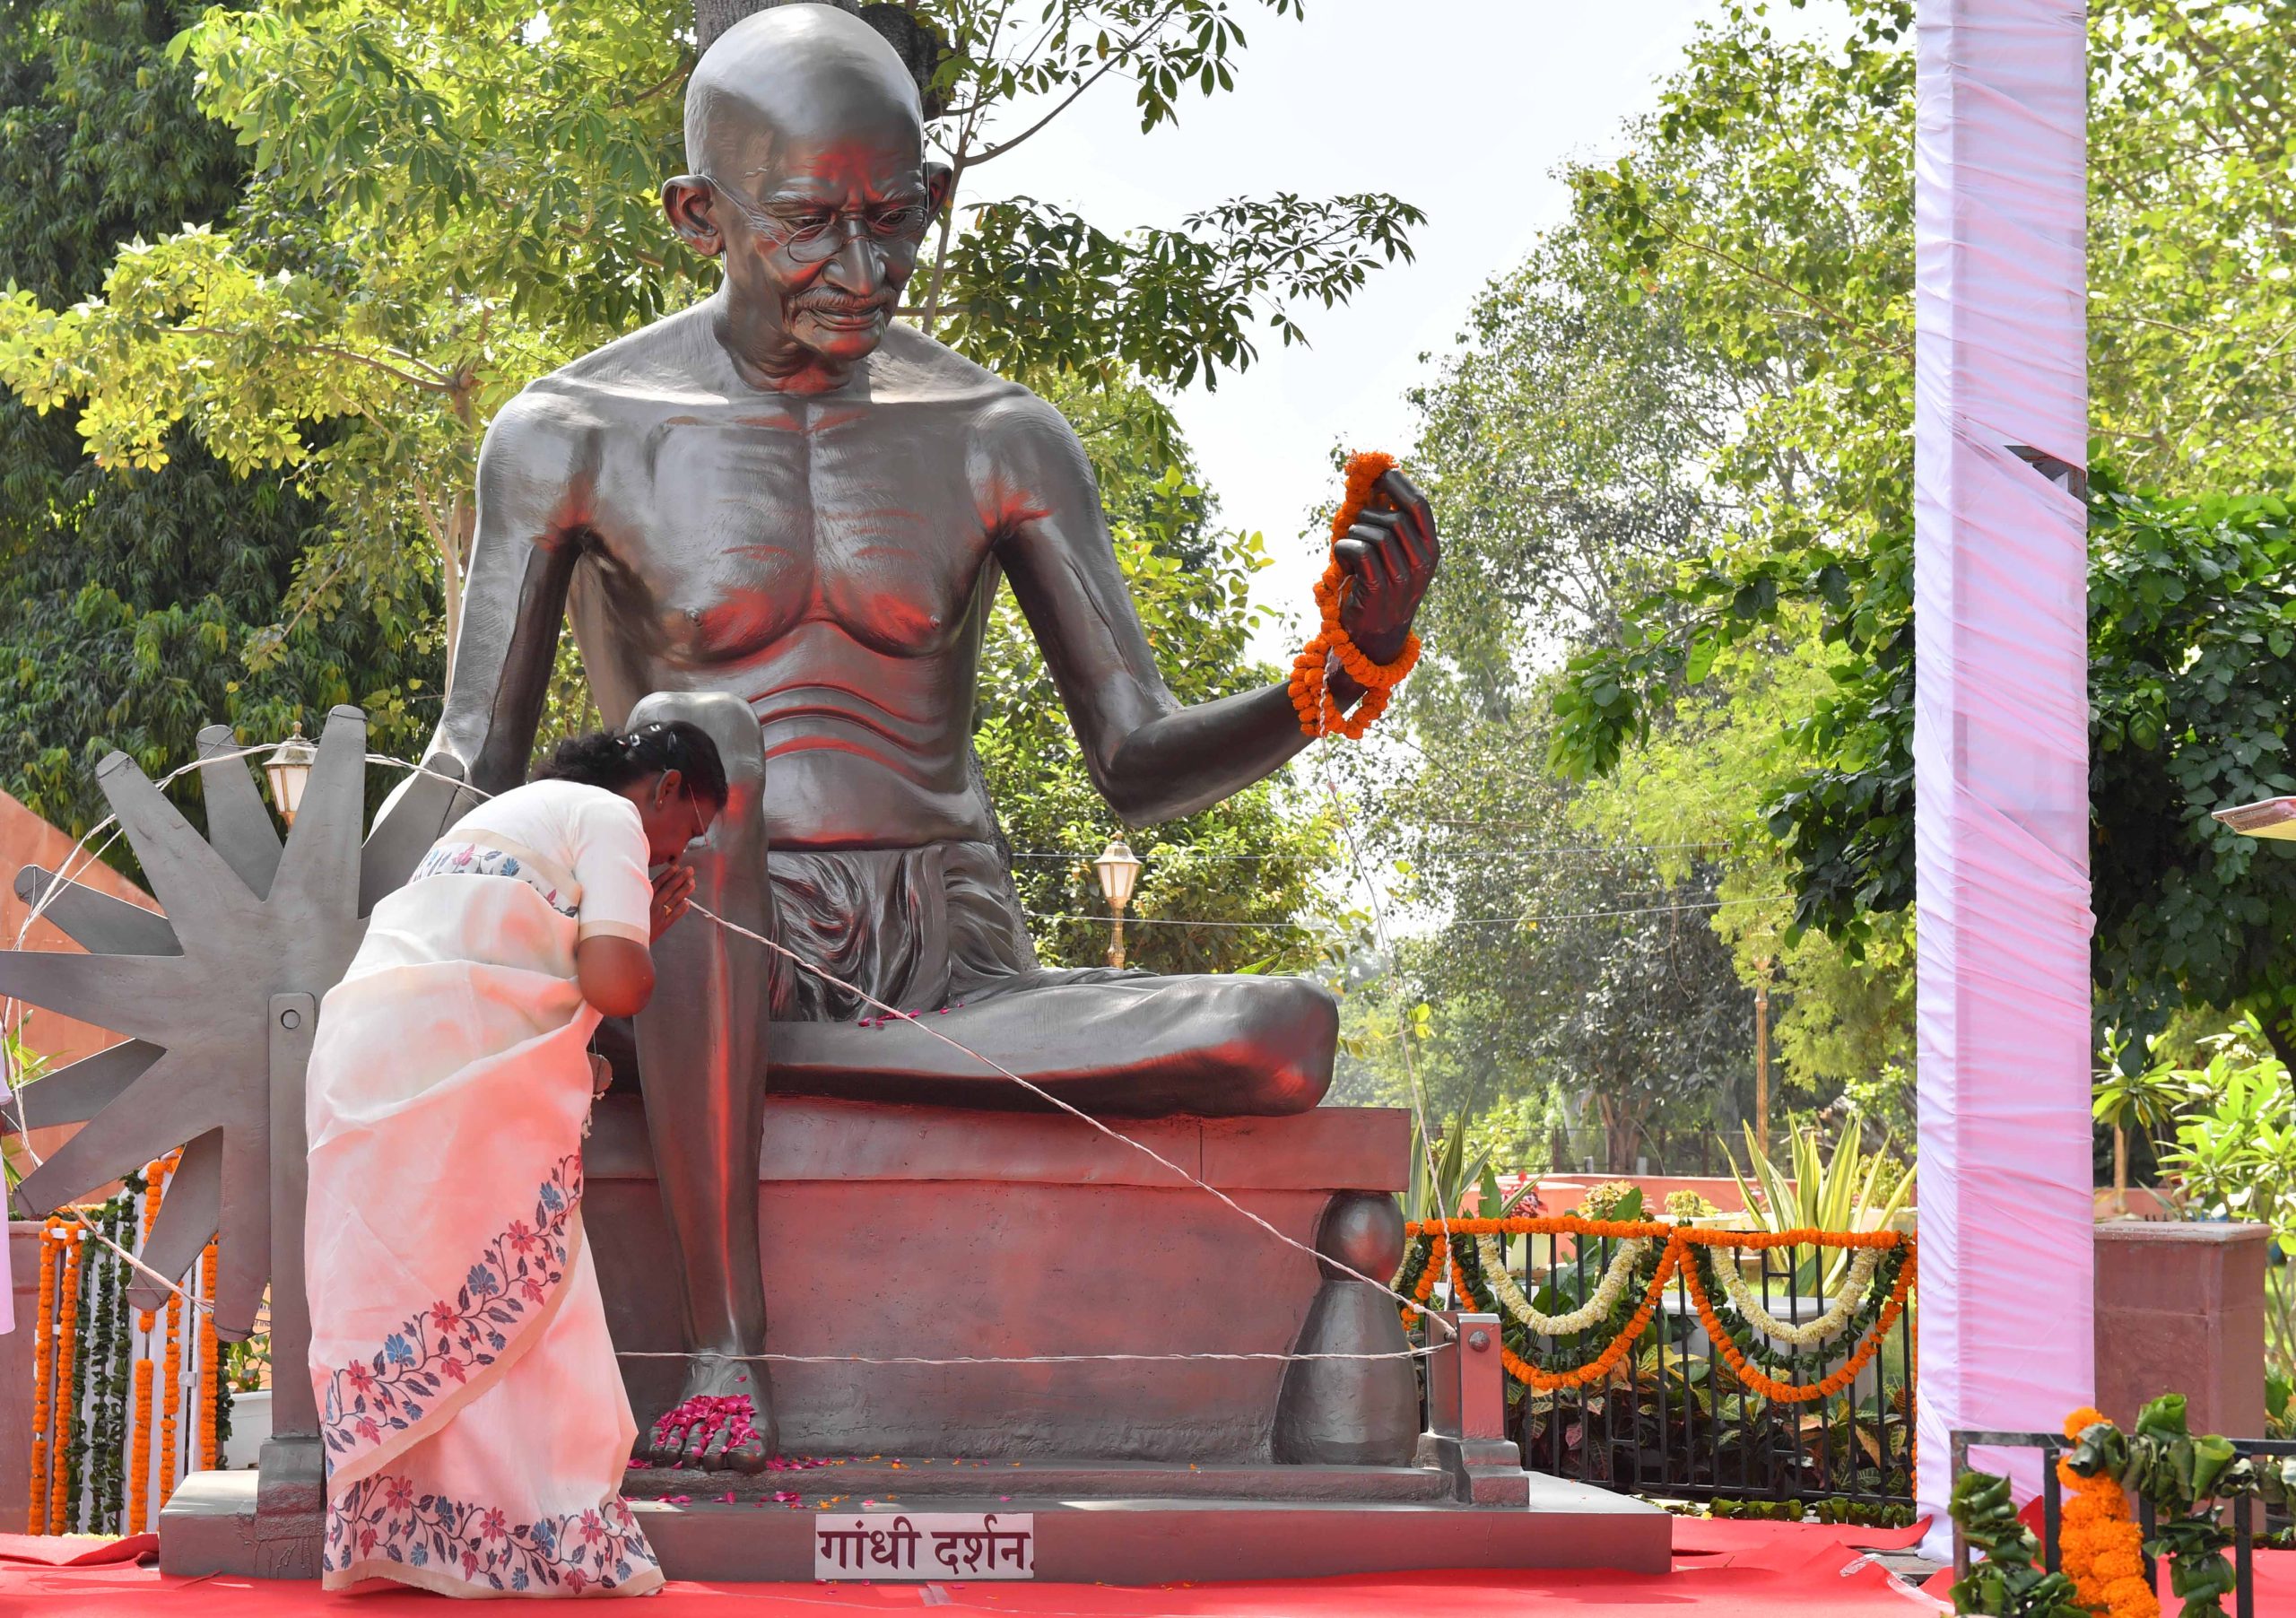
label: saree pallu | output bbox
[305,853,663,1597]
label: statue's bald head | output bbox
[684,5,925,183]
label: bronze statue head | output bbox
[665,6,952,387]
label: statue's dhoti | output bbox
[762,839,1127,1018]
[746,839,1338,1117]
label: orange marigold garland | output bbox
[126,1358,154,1535]
[135,1152,172,1335]
[27,1220,60,1533]
[160,1287,183,1508]
[1683,1240,1914,1405]
[47,1222,83,1533]
[128,1158,174,1533]
[1506,1241,1680,1393]
[198,1240,222,1474]
[1289,450,1421,740]
[1394,1218,1916,1402]
[2059,1406,2157,1618]
[1398,1231,1447,1330]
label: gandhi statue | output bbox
[403,4,1438,1469]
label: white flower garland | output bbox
[1716,1245,1883,1351]
[1475,1232,1650,1337]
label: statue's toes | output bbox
[646,1421,694,1471]
[698,1426,733,1472]
[720,1429,772,1474]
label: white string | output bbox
[4,741,1450,1353]
[1307,738,1454,1242]
[1005,840,1726,862]
[3,742,283,1312]
[685,898,1451,1337]
[1022,896,1781,929]
[618,1346,1439,1367]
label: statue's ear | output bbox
[925,162,954,220]
[664,176,726,258]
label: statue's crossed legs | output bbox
[623,692,1339,1470]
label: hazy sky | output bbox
[984,0,1729,657]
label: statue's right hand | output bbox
[1331,468,1439,667]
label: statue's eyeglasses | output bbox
[703,177,933,264]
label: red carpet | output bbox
[34,1514,2296,1614]
[0,1529,160,1565]
[0,1519,1961,1614]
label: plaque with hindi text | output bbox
[813,1511,1037,1580]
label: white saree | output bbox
[305,782,664,1597]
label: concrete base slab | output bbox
[158,1469,262,1578]
[161,1465,1671,1583]
[625,1457,1457,1504]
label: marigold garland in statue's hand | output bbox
[1290,451,1422,739]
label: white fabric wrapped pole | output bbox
[1913,0,2093,1541]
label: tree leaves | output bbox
[937,190,1422,389]
[1528,0,2296,1054]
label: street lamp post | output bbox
[1753,955,1774,1153]
[1093,835,1142,970]
[265,722,317,826]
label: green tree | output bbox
[1351,666,1754,1172]
[0,0,1420,665]
[0,0,428,842]
[1570,638,1917,1137]
[0,0,1394,932]
[900,0,1422,385]
[1535,0,2296,1059]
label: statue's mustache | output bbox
[792,290,893,315]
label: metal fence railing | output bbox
[1405,1219,1917,1513]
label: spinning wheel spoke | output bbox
[15,1047,204,1216]
[2,1040,161,1132]
[213,1133,274,1337]
[360,751,466,914]
[268,707,365,921]
[0,950,193,1046]
[95,750,262,927]
[13,866,179,956]
[196,725,283,900]
[126,1128,223,1317]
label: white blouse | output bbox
[446,778,655,944]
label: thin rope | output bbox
[1005,841,1728,862]
[687,898,1451,1337]
[1020,896,1781,929]
[617,1346,1439,1367]
[4,742,1451,1348]
[1308,738,1452,1238]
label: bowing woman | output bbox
[303,721,727,1596]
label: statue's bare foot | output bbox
[643,1354,776,1474]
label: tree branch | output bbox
[170,326,457,393]
[971,4,1186,166]
[1632,217,1910,359]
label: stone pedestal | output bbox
[161,1097,1676,1581]
[584,1095,1418,1462]
[2093,1219,2268,1437]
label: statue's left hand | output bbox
[1332,469,1439,665]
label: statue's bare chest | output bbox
[584,403,994,664]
